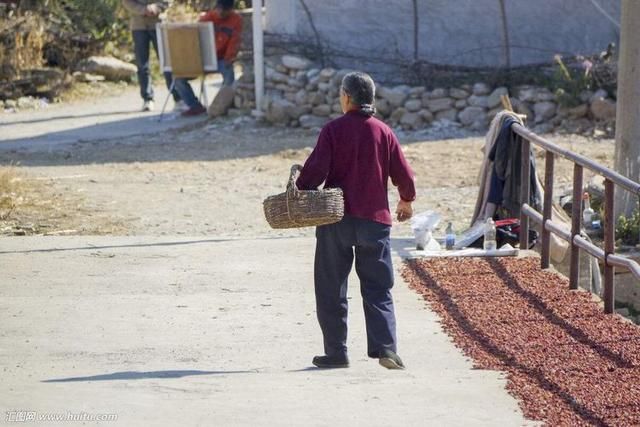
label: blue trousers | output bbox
[314,216,398,359]
[173,59,235,108]
[131,29,179,102]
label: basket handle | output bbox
[286,164,303,199]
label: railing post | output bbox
[604,179,615,314]
[519,138,531,250]
[541,152,555,269]
[570,164,584,290]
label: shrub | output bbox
[616,201,640,246]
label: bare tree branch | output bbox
[412,0,419,62]
[297,0,325,67]
[498,0,511,68]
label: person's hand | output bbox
[396,200,413,222]
[145,4,161,16]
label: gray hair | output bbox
[341,71,376,116]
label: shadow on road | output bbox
[0,236,296,255]
[0,113,207,150]
[42,369,256,382]
[2,109,143,126]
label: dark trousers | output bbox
[131,29,178,102]
[174,59,235,109]
[314,216,397,358]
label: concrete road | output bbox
[0,80,216,152]
[0,236,532,426]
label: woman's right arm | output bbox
[296,127,333,190]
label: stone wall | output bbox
[234,54,617,134]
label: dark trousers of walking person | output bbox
[314,216,397,359]
[132,29,178,102]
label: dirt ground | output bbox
[0,112,615,239]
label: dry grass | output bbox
[0,166,126,236]
[59,80,130,103]
[0,14,47,79]
[0,166,21,220]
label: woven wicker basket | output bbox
[263,165,344,229]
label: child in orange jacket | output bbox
[174,0,242,116]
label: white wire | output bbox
[588,0,621,29]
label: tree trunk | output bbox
[614,0,640,219]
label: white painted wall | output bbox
[265,0,620,70]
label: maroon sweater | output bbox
[296,110,416,225]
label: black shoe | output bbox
[378,349,405,370]
[312,354,350,369]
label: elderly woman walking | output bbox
[296,72,416,370]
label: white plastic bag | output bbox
[410,211,441,250]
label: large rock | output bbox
[207,86,235,117]
[449,88,469,99]
[295,70,308,83]
[330,69,353,86]
[312,104,332,117]
[319,68,336,81]
[400,112,423,129]
[377,86,408,108]
[281,55,311,70]
[590,97,617,120]
[435,108,458,122]
[468,95,489,108]
[306,68,320,80]
[5,68,67,98]
[516,102,534,123]
[458,106,487,126]
[266,98,295,123]
[309,91,325,106]
[265,67,289,84]
[283,92,297,103]
[487,87,509,109]
[404,99,422,112]
[590,89,609,103]
[409,86,426,97]
[568,104,589,119]
[425,97,454,113]
[532,122,555,134]
[317,82,331,92]
[287,78,304,89]
[535,89,555,102]
[472,82,491,96]
[299,114,327,129]
[78,56,137,81]
[428,88,449,99]
[375,98,391,117]
[533,101,557,123]
[73,72,106,83]
[16,96,38,109]
[419,109,434,123]
[297,104,313,118]
[294,89,307,106]
[516,86,537,102]
[390,107,407,122]
[454,99,468,109]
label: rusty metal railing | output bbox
[513,123,640,314]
